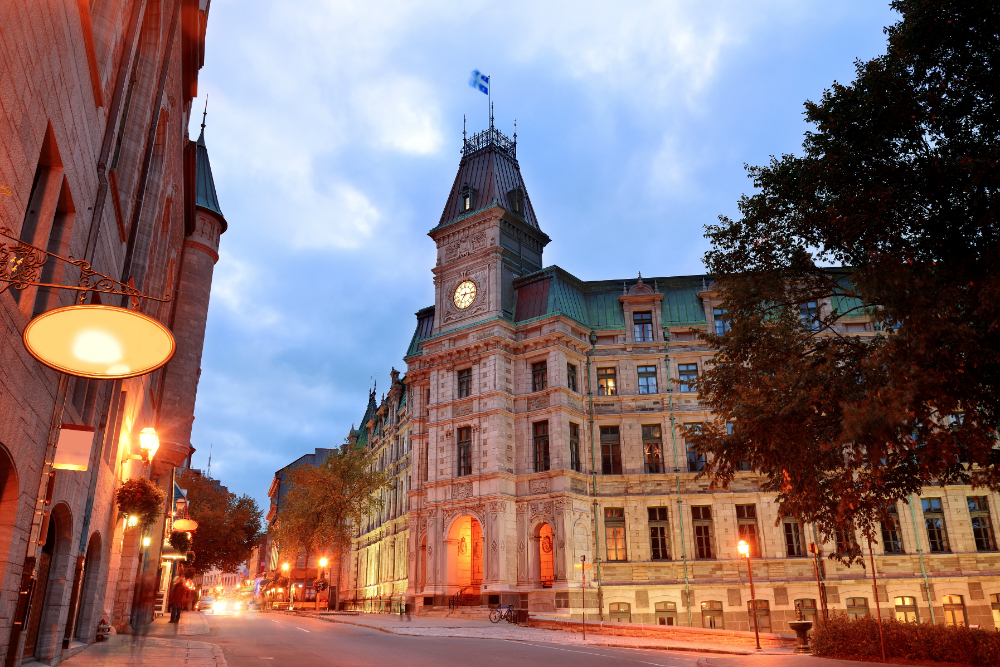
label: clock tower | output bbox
[429,121,549,336]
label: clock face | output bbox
[453,280,477,309]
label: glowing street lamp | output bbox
[282,562,293,608]
[738,540,763,652]
[138,427,159,461]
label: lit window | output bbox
[597,368,617,396]
[943,595,965,627]
[894,596,919,623]
[604,508,626,561]
[609,602,631,622]
[736,504,759,558]
[642,425,663,473]
[655,601,677,625]
[701,600,724,628]
[845,597,868,619]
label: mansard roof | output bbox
[433,124,540,233]
[404,306,435,359]
[195,128,227,230]
[354,388,379,449]
[513,267,708,330]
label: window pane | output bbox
[532,361,548,392]
[713,307,730,335]
[598,368,617,396]
[678,364,697,392]
[533,421,550,473]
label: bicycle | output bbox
[489,604,515,623]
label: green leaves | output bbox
[695,0,1000,563]
[115,477,166,530]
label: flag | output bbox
[469,70,489,95]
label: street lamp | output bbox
[282,562,292,608]
[318,557,328,611]
[737,540,762,652]
[138,427,159,462]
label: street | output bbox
[206,613,711,667]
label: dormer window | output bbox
[460,184,477,213]
[507,188,525,216]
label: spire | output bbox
[194,103,226,229]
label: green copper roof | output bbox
[195,128,226,230]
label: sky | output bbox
[187,0,899,512]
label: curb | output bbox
[213,643,229,667]
[268,611,772,655]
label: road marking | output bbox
[296,627,310,632]
[517,642,684,667]
[258,658,274,660]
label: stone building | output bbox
[0,0,223,663]
[342,370,412,608]
[389,121,1000,632]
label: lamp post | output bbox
[282,563,291,609]
[737,540,762,652]
[318,557,328,611]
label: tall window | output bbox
[846,597,869,619]
[597,367,617,396]
[991,594,1000,628]
[836,527,858,556]
[569,423,581,472]
[794,599,818,624]
[881,505,904,554]
[642,425,663,473]
[457,368,472,398]
[783,518,805,556]
[600,426,622,474]
[637,365,658,394]
[567,363,578,392]
[692,506,714,559]
[736,504,760,558]
[648,507,670,560]
[968,496,996,551]
[457,427,472,476]
[701,600,723,628]
[713,307,729,335]
[533,421,550,473]
[677,363,697,392]
[894,596,919,623]
[921,498,949,552]
[605,508,627,561]
[943,595,966,627]
[531,361,547,392]
[686,424,705,472]
[633,311,653,342]
[800,301,820,330]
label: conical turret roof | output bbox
[196,128,227,231]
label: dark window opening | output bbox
[600,425,622,475]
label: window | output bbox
[533,421,550,473]
[609,602,631,623]
[794,598,817,623]
[597,367,617,396]
[783,518,805,557]
[747,599,771,632]
[894,596,919,623]
[604,508,627,562]
[633,311,653,342]
[637,365,658,394]
[531,361,547,392]
[729,422,751,471]
[692,506,714,559]
[881,505,904,554]
[457,427,472,477]
[677,363,697,392]
[686,424,705,472]
[846,597,869,619]
[800,301,820,330]
[569,423,581,473]
[460,185,477,212]
[921,498,949,552]
[943,595,965,627]
[567,363,578,392]
[655,601,677,625]
[836,527,858,556]
[991,594,1000,628]
[736,505,760,558]
[713,307,730,335]
[600,426,622,474]
[642,425,663,473]
[701,600,724,628]
[648,507,670,561]
[507,188,525,216]
[968,497,996,551]
[457,368,472,398]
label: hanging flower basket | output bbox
[169,531,192,552]
[115,477,165,529]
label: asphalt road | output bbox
[205,613,714,667]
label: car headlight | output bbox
[233,602,242,611]
[213,601,227,611]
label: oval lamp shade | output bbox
[173,518,198,532]
[23,305,176,379]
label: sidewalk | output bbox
[697,656,902,667]
[276,611,791,655]
[59,613,225,667]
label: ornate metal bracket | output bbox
[0,228,170,307]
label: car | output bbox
[197,596,215,611]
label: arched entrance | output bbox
[0,444,19,587]
[24,502,72,660]
[446,516,483,596]
[538,524,554,588]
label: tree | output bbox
[176,470,264,574]
[691,0,999,561]
[271,446,388,566]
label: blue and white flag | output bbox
[469,70,489,95]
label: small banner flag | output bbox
[469,70,489,95]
